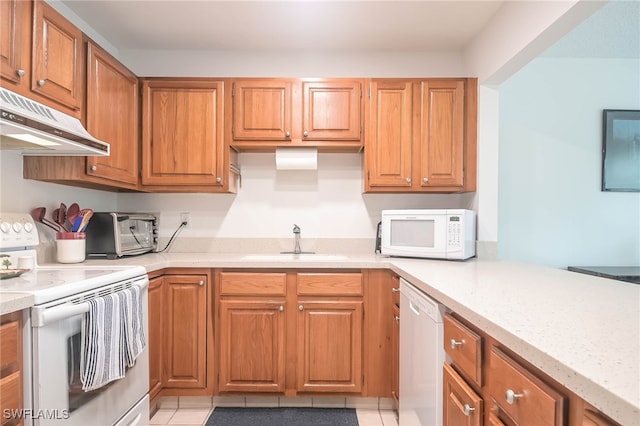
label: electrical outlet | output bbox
[180,212,190,228]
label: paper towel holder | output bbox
[275,147,318,171]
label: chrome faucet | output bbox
[293,224,301,254]
[281,224,314,255]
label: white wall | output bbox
[498,57,640,267]
[118,153,474,240]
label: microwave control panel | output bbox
[447,215,462,247]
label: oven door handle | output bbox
[32,280,149,327]
[33,302,90,327]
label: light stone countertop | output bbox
[2,252,638,425]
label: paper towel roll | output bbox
[275,147,318,170]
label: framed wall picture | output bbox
[602,109,640,192]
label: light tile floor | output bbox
[150,407,399,426]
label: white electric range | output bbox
[0,212,150,426]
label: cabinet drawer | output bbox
[0,370,21,424]
[487,346,565,426]
[0,320,19,370]
[220,272,287,296]
[297,273,363,296]
[443,313,482,386]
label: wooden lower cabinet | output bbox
[148,276,164,401]
[0,312,23,426]
[297,300,363,393]
[216,270,371,396]
[391,304,400,408]
[443,363,482,426]
[218,300,286,392]
[148,269,214,402]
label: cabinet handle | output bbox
[423,177,429,183]
[405,177,411,183]
[37,79,46,87]
[394,315,400,322]
[450,339,463,349]
[285,131,291,138]
[391,287,400,293]
[303,131,308,137]
[216,177,222,183]
[198,280,204,286]
[279,305,284,312]
[298,305,304,311]
[90,165,97,171]
[16,69,25,78]
[505,389,523,405]
[463,403,475,416]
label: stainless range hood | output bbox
[0,87,110,156]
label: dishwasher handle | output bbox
[400,278,443,323]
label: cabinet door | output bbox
[391,305,400,408]
[32,0,83,112]
[0,313,22,426]
[163,275,208,389]
[0,0,30,88]
[141,80,225,186]
[86,42,139,186]
[297,300,363,393]
[218,300,286,392]
[365,80,413,189]
[418,79,465,188]
[147,277,164,400]
[232,79,293,141]
[443,363,482,426]
[302,80,361,142]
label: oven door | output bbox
[29,281,149,426]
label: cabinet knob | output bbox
[303,131,308,138]
[285,131,291,138]
[37,79,46,87]
[505,389,523,405]
[463,404,475,416]
[90,165,97,171]
[391,287,400,293]
[16,69,25,78]
[198,280,204,286]
[394,315,400,322]
[279,305,284,312]
[423,177,429,183]
[298,305,304,311]
[216,177,222,183]
[450,339,463,349]
[405,177,411,183]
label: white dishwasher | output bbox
[399,278,445,426]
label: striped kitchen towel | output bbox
[80,286,146,392]
[120,285,146,367]
[80,292,126,391]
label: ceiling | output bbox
[59,1,506,52]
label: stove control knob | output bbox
[0,222,10,233]
[24,222,34,233]
[12,222,22,233]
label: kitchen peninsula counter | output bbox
[3,252,638,425]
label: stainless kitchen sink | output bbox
[241,254,348,261]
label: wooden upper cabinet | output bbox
[0,0,31,88]
[302,80,361,142]
[32,0,83,113]
[364,78,477,193]
[230,78,363,151]
[232,79,293,141]
[365,79,413,189]
[86,42,139,187]
[141,79,225,187]
[419,79,465,188]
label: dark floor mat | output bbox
[204,407,359,426]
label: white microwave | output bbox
[380,209,476,260]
